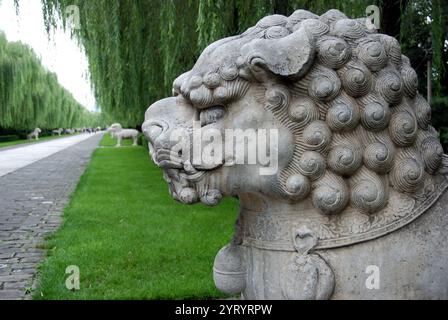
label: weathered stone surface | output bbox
[0,290,23,300]
[237,192,448,299]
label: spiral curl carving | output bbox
[363,142,395,174]
[328,144,362,176]
[319,9,347,27]
[361,101,391,131]
[414,95,432,130]
[421,137,443,174]
[376,70,404,104]
[317,37,351,69]
[389,111,418,147]
[401,66,418,98]
[289,10,318,23]
[288,97,320,128]
[303,120,333,152]
[203,72,221,89]
[265,26,290,39]
[219,64,239,81]
[298,151,326,180]
[256,15,287,28]
[379,35,402,67]
[390,158,424,193]
[298,19,330,36]
[285,174,311,199]
[312,177,349,215]
[341,64,372,97]
[308,69,341,102]
[326,102,360,131]
[333,19,366,40]
[358,40,388,72]
[351,176,387,213]
[266,85,290,110]
[286,10,318,30]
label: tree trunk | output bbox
[381,0,409,38]
[272,0,289,15]
[427,59,432,104]
[232,0,239,34]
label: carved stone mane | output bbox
[143,9,448,299]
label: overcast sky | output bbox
[0,0,97,112]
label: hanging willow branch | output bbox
[37,0,446,126]
[0,31,101,130]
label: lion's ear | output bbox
[241,27,315,78]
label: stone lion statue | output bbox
[52,128,63,136]
[28,127,42,140]
[109,123,139,147]
[143,9,448,299]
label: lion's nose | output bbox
[142,120,166,146]
[143,96,195,150]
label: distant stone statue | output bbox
[28,128,41,140]
[52,128,63,136]
[143,9,448,299]
[109,123,139,147]
[107,123,119,138]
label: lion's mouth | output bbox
[155,149,184,169]
[148,145,223,179]
[149,145,220,205]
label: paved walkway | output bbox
[0,133,103,299]
[0,134,96,177]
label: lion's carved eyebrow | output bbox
[175,90,234,111]
[173,93,216,110]
[173,74,251,111]
[191,97,231,110]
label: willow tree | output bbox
[0,31,100,131]
[39,0,446,127]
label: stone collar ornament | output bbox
[143,9,448,299]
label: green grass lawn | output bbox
[0,134,80,149]
[34,135,238,299]
[99,133,139,147]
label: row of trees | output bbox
[39,0,446,130]
[0,31,103,132]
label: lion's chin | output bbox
[163,168,223,206]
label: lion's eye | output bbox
[199,106,226,127]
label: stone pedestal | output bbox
[214,187,448,299]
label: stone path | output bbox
[0,133,103,300]
[0,134,96,177]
